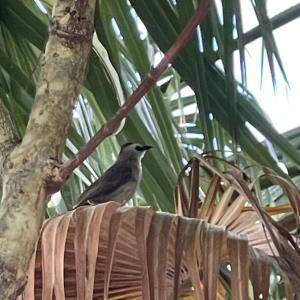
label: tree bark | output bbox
[0,0,96,298]
[0,100,19,169]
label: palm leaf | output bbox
[16,203,274,299]
[176,154,300,295]
[130,0,300,174]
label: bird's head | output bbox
[118,142,152,161]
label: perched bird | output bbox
[73,142,152,208]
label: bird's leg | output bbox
[121,199,129,206]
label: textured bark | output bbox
[0,99,19,169]
[0,0,96,298]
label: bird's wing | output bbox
[74,161,134,208]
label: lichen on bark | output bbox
[0,0,96,298]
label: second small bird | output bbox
[74,142,152,208]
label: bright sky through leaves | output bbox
[239,0,300,135]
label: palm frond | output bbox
[15,203,275,299]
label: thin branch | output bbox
[59,0,212,180]
[0,98,19,167]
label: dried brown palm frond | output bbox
[175,154,300,297]
[16,201,264,299]
[16,154,300,299]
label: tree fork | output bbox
[0,0,96,297]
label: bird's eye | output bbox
[135,146,143,151]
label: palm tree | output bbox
[0,0,300,298]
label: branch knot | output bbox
[50,7,93,46]
[43,158,66,195]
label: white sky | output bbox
[238,0,300,134]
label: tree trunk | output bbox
[0,0,96,298]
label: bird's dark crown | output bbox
[121,142,134,151]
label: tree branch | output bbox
[59,0,212,180]
[0,0,96,297]
[0,98,19,168]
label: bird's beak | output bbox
[141,145,152,151]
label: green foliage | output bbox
[0,0,299,215]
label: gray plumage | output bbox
[73,143,151,208]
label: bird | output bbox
[73,142,152,208]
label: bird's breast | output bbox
[112,181,138,203]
